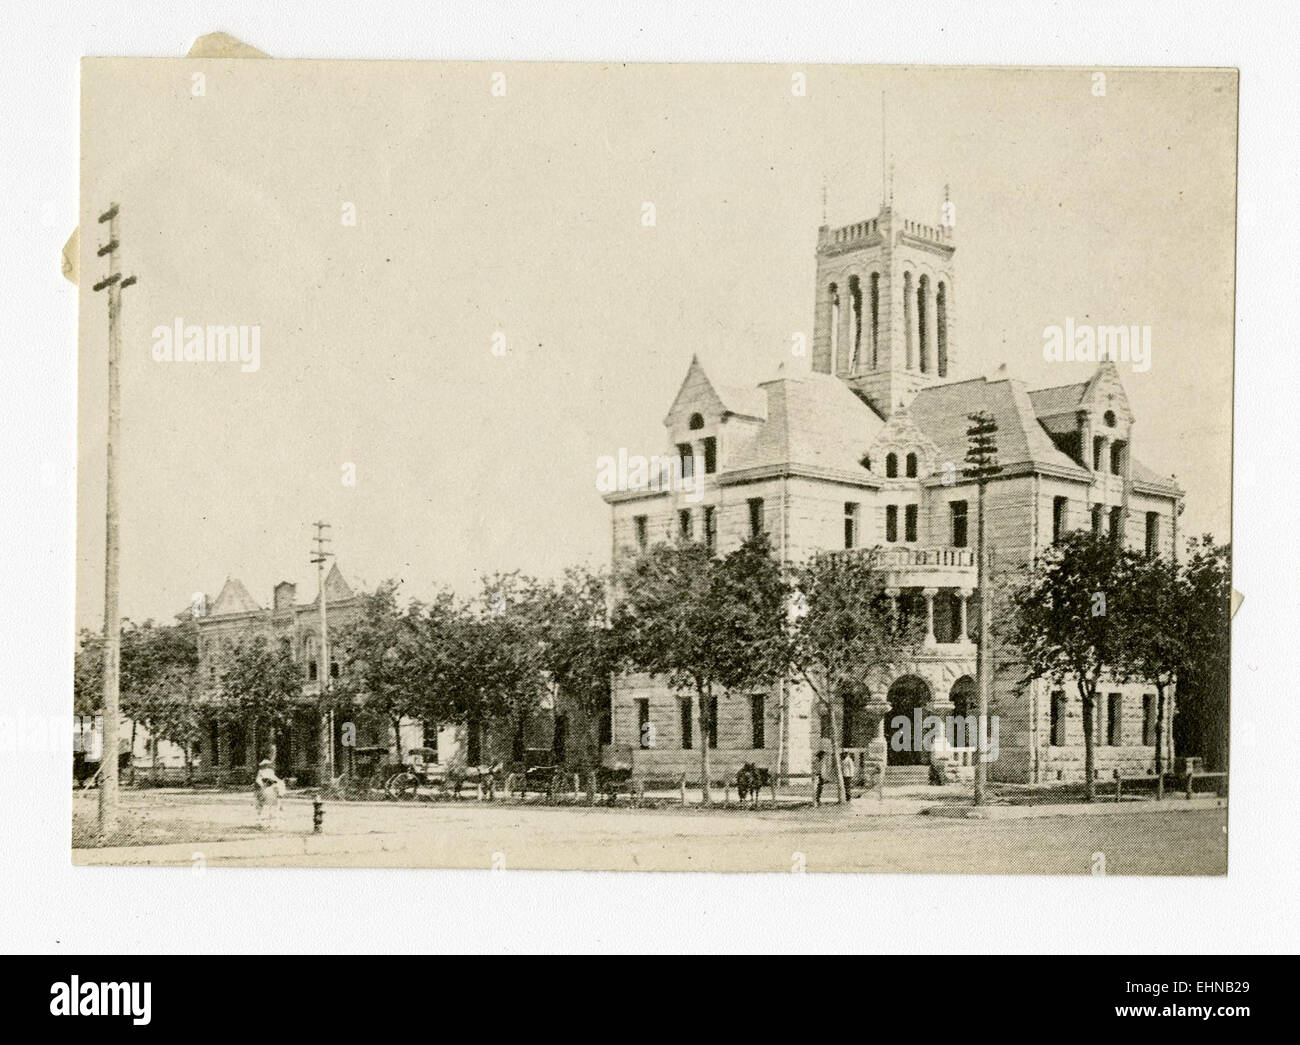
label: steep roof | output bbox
[1027,381,1088,417]
[209,577,263,616]
[909,377,1090,478]
[1130,458,1183,496]
[1029,363,1134,423]
[664,355,767,425]
[320,563,355,604]
[724,370,885,482]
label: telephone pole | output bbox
[92,203,137,835]
[965,411,1001,806]
[312,522,334,785]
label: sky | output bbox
[77,61,1236,629]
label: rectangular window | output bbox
[676,442,694,480]
[702,436,717,475]
[1050,690,1066,746]
[1145,512,1160,558]
[1093,436,1104,471]
[747,497,764,537]
[1109,505,1123,542]
[950,500,968,548]
[844,502,859,549]
[1106,693,1122,746]
[703,505,717,552]
[705,695,718,749]
[750,694,765,750]
[1143,694,1156,746]
[1110,440,1124,476]
[885,505,898,542]
[1091,504,1103,534]
[634,514,648,552]
[678,508,693,540]
[904,504,918,542]
[679,697,693,750]
[1053,496,1067,543]
[637,699,651,749]
[309,660,318,681]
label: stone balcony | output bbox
[838,545,976,590]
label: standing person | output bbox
[814,748,828,807]
[253,758,284,827]
[841,751,856,803]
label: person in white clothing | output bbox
[253,758,284,826]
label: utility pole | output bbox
[92,203,137,836]
[312,522,334,785]
[964,411,1001,806]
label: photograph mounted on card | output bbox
[75,57,1234,873]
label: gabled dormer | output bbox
[662,355,767,485]
[1029,362,1135,475]
[209,576,263,617]
[864,403,944,482]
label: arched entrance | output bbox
[947,675,978,754]
[886,675,931,766]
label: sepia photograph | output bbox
[10,0,1300,982]
[71,54,1234,875]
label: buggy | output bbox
[507,747,564,799]
[385,748,499,800]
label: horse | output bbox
[736,762,775,808]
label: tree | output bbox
[146,673,206,781]
[791,547,922,802]
[1118,552,1188,797]
[1010,528,1142,800]
[613,534,788,805]
[474,573,552,762]
[525,566,618,777]
[332,580,428,769]
[216,634,302,762]
[410,576,550,766]
[74,617,199,773]
[1174,537,1232,772]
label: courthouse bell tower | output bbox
[811,191,956,418]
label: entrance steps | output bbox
[884,765,932,787]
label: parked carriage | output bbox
[507,748,565,799]
[384,748,499,800]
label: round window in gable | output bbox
[689,413,705,430]
[1103,410,1116,427]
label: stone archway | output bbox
[886,675,932,766]
[947,674,978,754]
[950,673,975,727]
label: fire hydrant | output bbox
[312,797,324,834]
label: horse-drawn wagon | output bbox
[506,748,565,799]
[384,748,500,800]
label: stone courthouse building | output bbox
[603,198,1183,785]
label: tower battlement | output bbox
[812,202,956,418]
